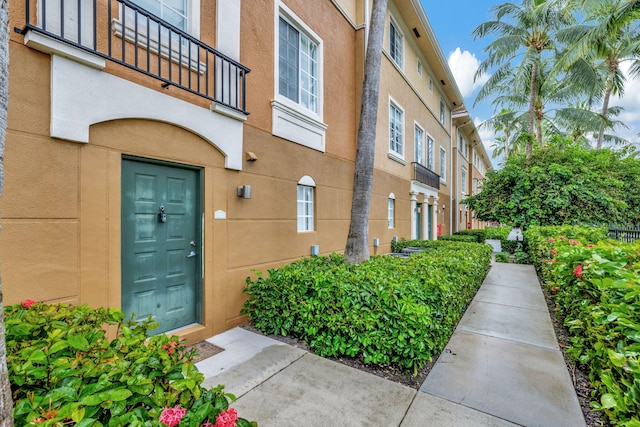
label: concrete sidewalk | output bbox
[196,263,586,427]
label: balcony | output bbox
[412,162,440,190]
[17,0,250,115]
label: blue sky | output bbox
[419,0,640,163]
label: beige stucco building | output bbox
[1,0,490,342]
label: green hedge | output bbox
[243,243,492,373]
[525,226,639,426]
[5,303,255,427]
[438,234,479,243]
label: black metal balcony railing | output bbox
[412,162,440,190]
[17,0,250,115]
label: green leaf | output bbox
[48,340,70,354]
[28,349,47,362]
[601,393,617,409]
[68,334,90,351]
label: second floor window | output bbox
[133,0,189,32]
[389,102,404,157]
[279,17,319,113]
[440,147,447,182]
[389,20,403,68]
[439,99,446,125]
[414,125,424,165]
[427,136,434,171]
[461,167,468,194]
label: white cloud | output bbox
[447,48,489,98]
[474,116,501,168]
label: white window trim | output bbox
[388,15,404,70]
[461,166,468,195]
[429,77,433,93]
[272,1,326,152]
[297,176,316,232]
[388,193,396,229]
[439,98,446,126]
[417,59,422,78]
[426,133,435,171]
[439,147,447,184]
[389,97,405,160]
[414,121,425,166]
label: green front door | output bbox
[121,158,201,334]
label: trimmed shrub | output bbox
[484,226,511,241]
[5,303,256,427]
[438,234,479,243]
[495,251,510,263]
[243,244,492,374]
[525,225,639,426]
[452,229,487,243]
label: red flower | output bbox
[568,239,579,246]
[550,249,557,255]
[161,341,180,355]
[587,244,594,248]
[551,286,559,292]
[214,408,238,427]
[573,264,583,278]
[159,407,186,427]
[560,236,566,241]
[548,238,555,243]
[22,299,36,309]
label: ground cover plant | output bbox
[525,226,639,426]
[4,302,255,427]
[243,241,492,374]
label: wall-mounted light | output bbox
[246,151,258,161]
[237,185,252,199]
[373,238,380,247]
[442,204,446,211]
[311,245,320,256]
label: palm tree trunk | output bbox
[344,0,388,264]
[526,61,538,159]
[596,70,615,150]
[0,0,14,424]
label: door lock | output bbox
[190,241,197,247]
[158,205,167,223]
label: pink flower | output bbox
[548,238,555,243]
[573,264,583,278]
[568,239,579,246]
[550,249,557,255]
[162,341,180,355]
[22,299,36,309]
[560,236,566,241]
[215,408,239,427]
[159,407,187,427]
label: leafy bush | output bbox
[495,251,510,263]
[513,248,531,264]
[4,302,256,427]
[243,244,492,374]
[525,226,639,426]
[452,229,487,243]
[438,234,479,243]
[484,226,511,241]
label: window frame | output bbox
[427,135,435,171]
[388,194,396,229]
[389,17,403,69]
[439,147,447,183]
[461,166,468,195]
[389,100,405,158]
[414,123,425,165]
[417,59,422,78]
[439,99,446,126]
[297,177,316,232]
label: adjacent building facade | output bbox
[1,0,491,342]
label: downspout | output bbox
[364,0,370,49]
[449,109,453,235]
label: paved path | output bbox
[197,262,586,426]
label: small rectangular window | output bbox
[389,20,403,68]
[389,102,404,157]
[133,0,189,31]
[429,78,433,92]
[440,147,447,181]
[417,60,422,77]
[439,99,446,125]
[388,198,395,228]
[297,185,314,231]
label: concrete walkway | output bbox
[196,263,586,427]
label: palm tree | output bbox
[480,108,528,158]
[556,0,640,148]
[473,0,575,158]
[344,0,388,264]
[0,0,14,424]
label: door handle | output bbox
[187,251,196,258]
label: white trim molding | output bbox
[49,54,246,170]
[271,100,327,152]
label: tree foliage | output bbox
[463,138,640,226]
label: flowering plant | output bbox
[4,302,256,426]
